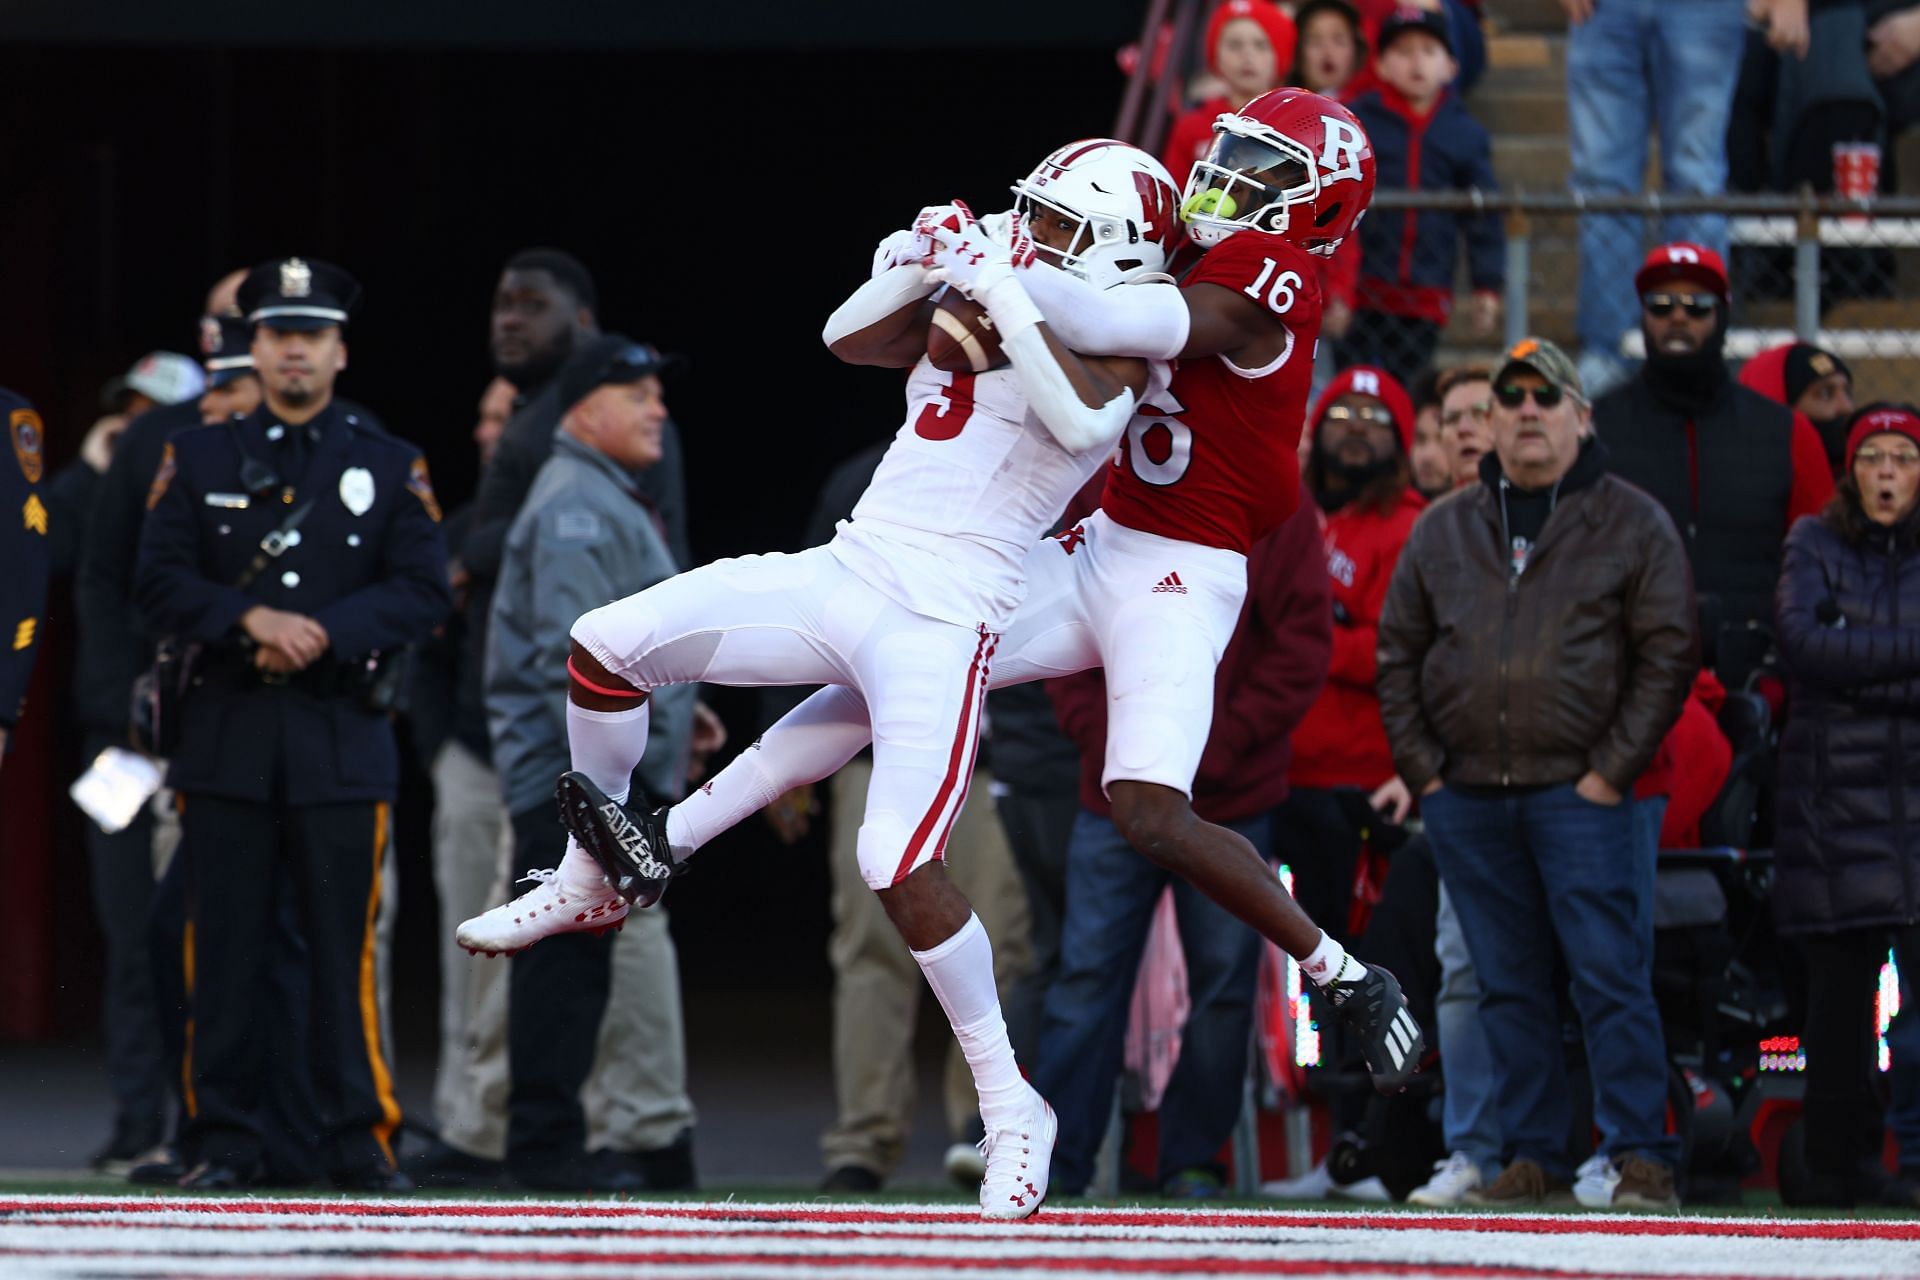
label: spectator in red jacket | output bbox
[1280,366,1424,937]
[1162,1,1298,186]
[1737,340,1857,475]
[1035,480,1331,1200]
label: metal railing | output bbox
[1358,190,1920,396]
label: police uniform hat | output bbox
[556,334,685,414]
[200,315,257,388]
[238,257,361,331]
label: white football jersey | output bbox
[830,354,1172,631]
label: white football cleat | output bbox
[455,868,628,956]
[978,1089,1056,1221]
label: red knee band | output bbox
[567,655,644,701]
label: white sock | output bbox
[911,913,1030,1131]
[666,685,874,863]
[567,698,648,806]
[555,836,610,893]
[1301,930,1366,987]
[666,747,781,861]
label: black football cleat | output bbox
[556,771,678,907]
[1325,961,1425,1094]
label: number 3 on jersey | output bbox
[1116,386,1191,486]
[914,369,976,441]
[1243,258,1302,316]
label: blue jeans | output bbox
[1434,886,1502,1177]
[1568,0,1747,364]
[1032,808,1269,1194]
[1423,784,1677,1178]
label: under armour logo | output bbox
[1056,524,1086,555]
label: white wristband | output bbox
[978,273,1045,341]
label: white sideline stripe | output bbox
[3,1220,1915,1278]
[2,1195,1910,1231]
[1728,216,1920,248]
[1622,328,1920,361]
[0,1263,1492,1280]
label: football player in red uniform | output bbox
[918,89,1425,1092]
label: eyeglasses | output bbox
[1641,293,1717,319]
[1323,405,1394,426]
[1492,383,1564,410]
[1440,401,1491,427]
[1854,447,1920,469]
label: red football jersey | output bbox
[1100,230,1322,555]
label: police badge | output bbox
[339,466,375,516]
[280,257,313,298]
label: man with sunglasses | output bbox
[1378,337,1697,1209]
[1594,242,1833,689]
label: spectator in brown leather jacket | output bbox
[1376,337,1697,1211]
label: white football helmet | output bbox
[1010,139,1183,289]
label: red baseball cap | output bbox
[1634,242,1729,299]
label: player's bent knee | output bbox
[855,811,917,892]
[1109,784,1192,867]
[570,602,657,693]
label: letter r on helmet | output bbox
[1319,116,1365,185]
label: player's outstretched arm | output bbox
[823,263,937,368]
[976,275,1150,454]
[1015,264,1284,367]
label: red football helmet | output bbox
[1179,87,1376,257]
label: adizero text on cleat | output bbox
[1325,961,1426,1094]
[556,771,678,907]
[453,868,629,955]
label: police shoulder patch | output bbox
[147,442,178,511]
[407,456,442,523]
[11,407,44,485]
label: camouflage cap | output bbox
[1493,337,1585,405]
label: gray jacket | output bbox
[486,431,695,818]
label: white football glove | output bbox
[925,205,1037,300]
[870,228,921,278]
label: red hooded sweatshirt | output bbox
[1289,367,1424,789]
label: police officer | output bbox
[0,387,49,762]
[134,257,452,1190]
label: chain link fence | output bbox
[1344,191,1920,403]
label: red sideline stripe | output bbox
[929,633,998,863]
[7,1199,1918,1242]
[893,626,992,884]
[0,1246,1727,1278]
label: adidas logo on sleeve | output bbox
[1152,572,1187,594]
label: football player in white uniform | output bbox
[455,140,1182,1220]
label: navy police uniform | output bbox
[1,388,49,740]
[132,259,452,1185]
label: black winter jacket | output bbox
[1773,512,1920,935]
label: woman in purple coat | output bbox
[1774,403,1920,1209]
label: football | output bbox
[926,287,1009,374]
